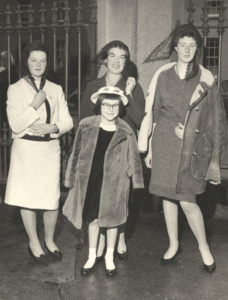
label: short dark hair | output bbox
[22,40,49,76]
[99,40,130,64]
[170,24,202,80]
[93,93,126,118]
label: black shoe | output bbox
[81,267,93,276]
[80,261,97,276]
[117,250,128,261]
[160,246,181,265]
[44,242,62,261]
[28,246,49,265]
[204,261,216,273]
[96,254,104,263]
[106,268,117,277]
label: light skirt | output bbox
[5,138,61,210]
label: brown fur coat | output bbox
[62,116,144,229]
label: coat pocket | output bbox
[191,133,212,180]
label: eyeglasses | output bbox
[101,103,119,110]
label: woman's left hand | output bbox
[29,124,58,135]
[175,123,185,140]
[125,77,136,95]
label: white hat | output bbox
[91,86,128,106]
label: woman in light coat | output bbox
[5,41,73,264]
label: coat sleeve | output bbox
[138,79,162,153]
[55,85,73,136]
[7,84,40,134]
[125,83,145,130]
[64,126,82,188]
[127,133,144,189]
[205,87,226,183]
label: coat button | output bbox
[193,152,197,156]
[195,129,200,134]
[195,107,199,111]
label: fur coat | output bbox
[62,116,144,229]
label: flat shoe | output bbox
[160,246,181,265]
[204,261,216,273]
[44,242,62,261]
[28,246,49,265]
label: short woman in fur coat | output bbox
[63,86,144,277]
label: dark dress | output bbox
[82,127,115,223]
[149,66,200,202]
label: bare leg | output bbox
[97,233,105,257]
[180,201,214,265]
[105,227,118,270]
[162,199,179,259]
[117,232,127,254]
[43,209,59,251]
[84,219,99,268]
[20,208,44,256]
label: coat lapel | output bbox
[189,64,215,107]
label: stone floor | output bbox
[1,185,228,300]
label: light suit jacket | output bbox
[7,78,73,138]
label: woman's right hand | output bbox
[30,90,46,110]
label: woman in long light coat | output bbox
[5,41,73,264]
[138,24,226,273]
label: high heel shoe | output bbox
[160,246,181,265]
[96,254,104,263]
[117,250,129,261]
[106,268,117,277]
[80,261,97,276]
[204,261,216,273]
[28,246,49,265]
[44,242,62,261]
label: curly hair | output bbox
[99,40,130,61]
[170,24,202,81]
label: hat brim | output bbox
[91,91,128,106]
